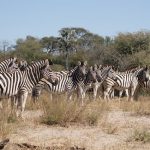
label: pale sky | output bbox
[0,0,150,44]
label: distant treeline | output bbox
[1,27,150,71]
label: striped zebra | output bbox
[0,59,58,117]
[103,66,149,101]
[31,63,113,103]
[0,57,19,108]
[0,57,18,72]
[83,65,114,100]
[107,66,141,99]
[32,70,70,102]
[32,61,88,104]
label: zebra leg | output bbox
[11,96,15,110]
[67,89,74,101]
[104,87,111,100]
[118,90,123,100]
[17,91,28,117]
[93,84,99,100]
[98,85,104,100]
[129,86,136,101]
[125,89,129,101]
[109,89,114,99]
[77,85,85,105]
[133,84,140,101]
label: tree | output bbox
[58,28,77,70]
[40,36,59,54]
[15,36,44,62]
[114,31,150,55]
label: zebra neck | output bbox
[24,61,45,89]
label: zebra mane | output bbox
[27,60,46,70]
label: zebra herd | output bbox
[31,62,149,102]
[0,57,149,117]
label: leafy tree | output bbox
[40,36,59,54]
[14,36,45,62]
[114,31,150,55]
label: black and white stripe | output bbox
[31,61,87,104]
[81,65,115,100]
[103,66,149,101]
[0,59,58,116]
[0,57,18,72]
[32,70,72,101]
[0,57,19,108]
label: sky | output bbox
[0,0,150,44]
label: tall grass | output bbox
[0,100,17,139]
[128,128,150,143]
[38,93,109,126]
[119,96,150,116]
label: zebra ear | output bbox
[90,66,93,71]
[48,59,53,65]
[94,64,97,71]
[77,61,81,66]
[45,59,53,66]
[83,61,87,66]
[12,57,17,63]
[144,65,148,71]
[23,60,28,67]
[98,65,102,69]
[31,61,35,64]
[45,59,49,66]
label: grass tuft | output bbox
[38,94,109,126]
[128,128,150,143]
[0,101,17,139]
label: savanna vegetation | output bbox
[1,28,150,149]
[1,27,150,71]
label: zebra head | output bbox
[93,64,103,82]
[106,66,117,80]
[85,66,97,84]
[7,57,19,73]
[18,60,28,71]
[137,66,150,84]
[71,61,87,81]
[41,59,58,86]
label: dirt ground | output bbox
[2,106,150,150]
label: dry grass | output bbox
[0,100,17,140]
[119,96,150,116]
[128,128,150,143]
[102,122,118,134]
[34,93,110,126]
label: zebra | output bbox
[31,62,113,103]
[0,59,58,117]
[0,57,18,72]
[82,65,114,100]
[32,70,70,102]
[102,66,149,101]
[32,63,114,102]
[105,66,142,100]
[31,61,88,104]
[0,57,19,108]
